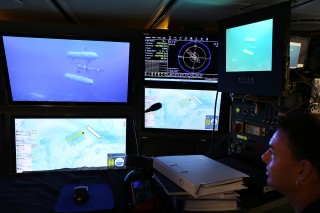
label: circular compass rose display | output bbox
[178,41,212,73]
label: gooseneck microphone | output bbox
[133,102,162,156]
[144,102,162,113]
[124,102,163,185]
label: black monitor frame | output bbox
[290,35,310,69]
[217,1,291,97]
[0,21,139,107]
[10,114,130,173]
[141,83,227,137]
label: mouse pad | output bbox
[54,183,114,212]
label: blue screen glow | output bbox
[3,36,130,103]
[144,88,221,131]
[14,117,127,173]
[226,19,273,72]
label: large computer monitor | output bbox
[0,23,137,106]
[143,30,219,84]
[218,1,291,96]
[12,116,127,173]
[144,86,222,131]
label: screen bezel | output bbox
[290,35,310,69]
[140,85,231,151]
[0,22,138,106]
[10,114,130,173]
[217,1,291,97]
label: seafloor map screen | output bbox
[144,87,221,131]
[14,117,127,173]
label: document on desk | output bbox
[153,155,249,198]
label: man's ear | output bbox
[297,159,313,183]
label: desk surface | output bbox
[0,168,289,213]
[0,170,128,213]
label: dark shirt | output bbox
[300,198,320,213]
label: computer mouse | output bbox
[73,186,90,203]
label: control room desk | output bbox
[0,168,291,213]
[0,169,129,213]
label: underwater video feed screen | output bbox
[144,87,221,131]
[226,19,273,72]
[14,117,127,173]
[2,36,130,103]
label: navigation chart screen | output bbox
[144,31,218,83]
[14,117,127,173]
[144,87,221,131]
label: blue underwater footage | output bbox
[3,36,130,102]
[226,19,273,72]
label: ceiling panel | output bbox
[58,0,167,28]
[0,0,319,34]
[291,0,320,32]
[161,2,247,31]
[0,0,67,23]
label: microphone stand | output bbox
[124,103,162,184]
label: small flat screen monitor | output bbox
[144,87,222,131]
[1,35,131,105]
[13,116,127,173]
[290,41,301,69]
[218,1,291,96]
[226,19,273,72]
[143,30,219,83]
[290,35,310,69]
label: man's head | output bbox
[261,114,320,194]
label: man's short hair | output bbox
[278,113,320,175]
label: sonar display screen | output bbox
[144,32,218,83]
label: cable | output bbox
[132,117,140,157]
[205,90,219,156]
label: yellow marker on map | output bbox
[66,130,84,142]
[178,98,192,106]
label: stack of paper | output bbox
[177,192,240,212]
[153,155,249,212]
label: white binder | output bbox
[153,155,249,198]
